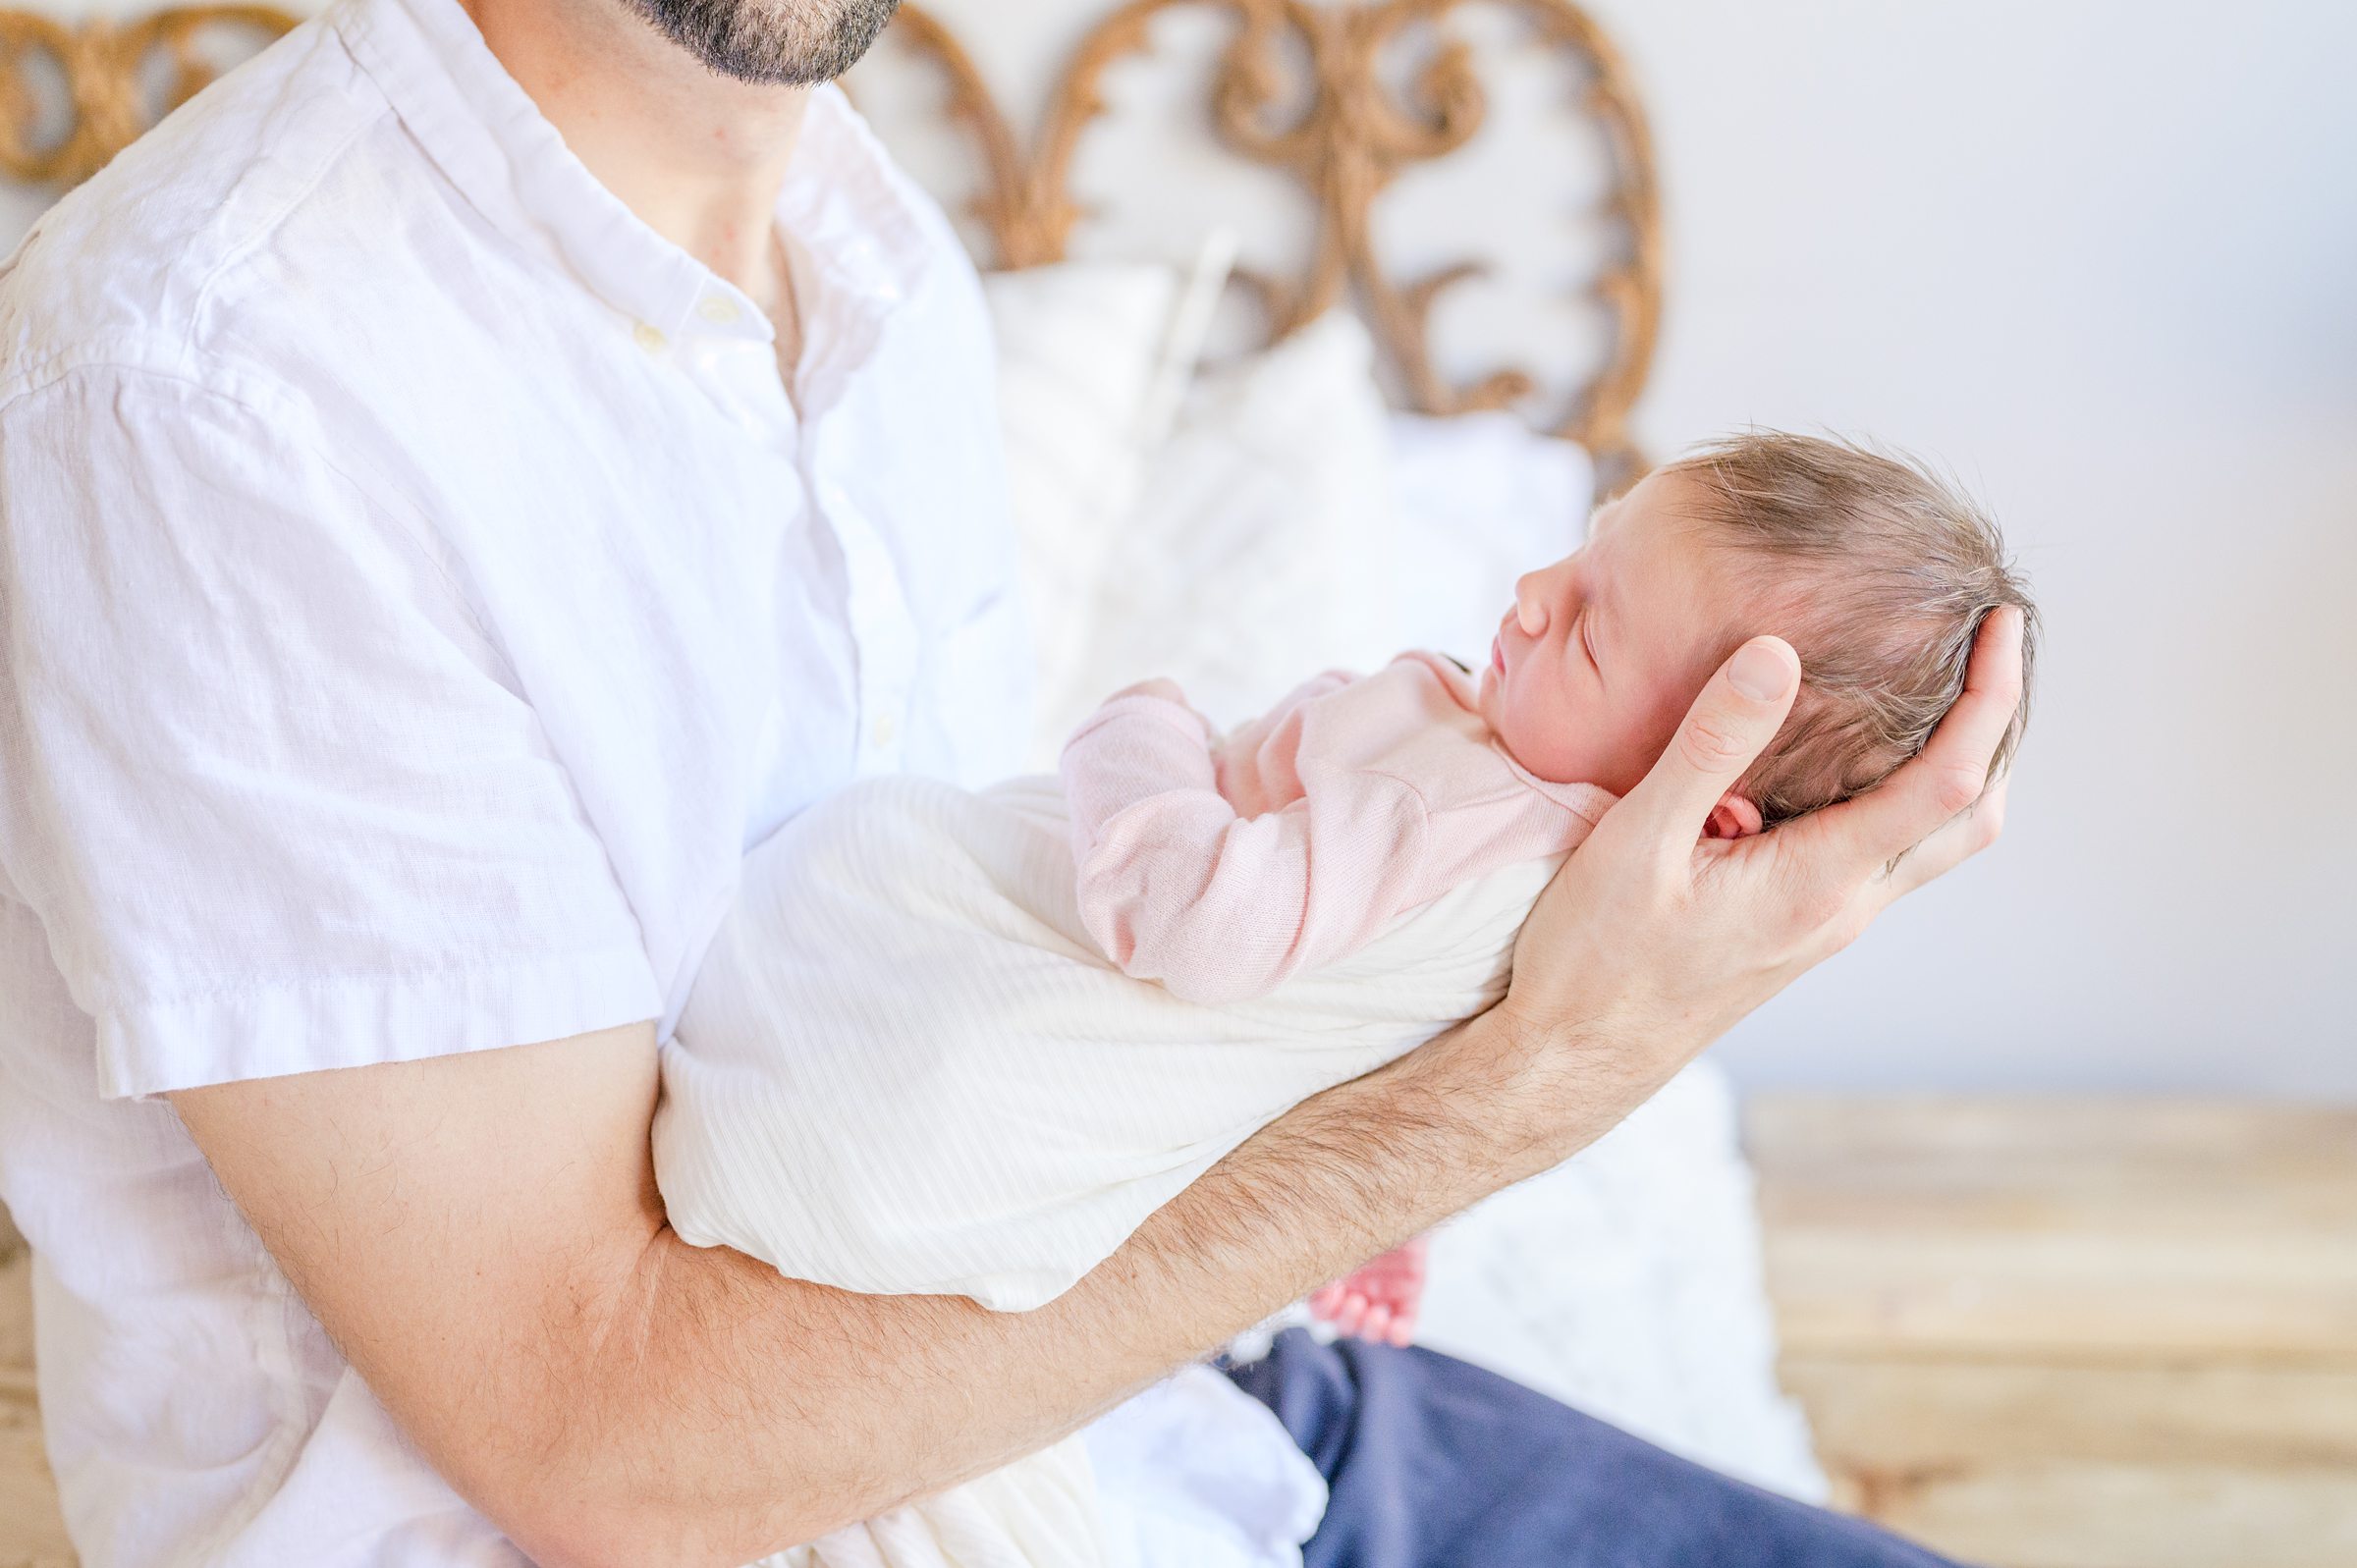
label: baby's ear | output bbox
[1703,791,1765,840]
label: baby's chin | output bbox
[1476,674,1527,755]
[1497,712,1649,794]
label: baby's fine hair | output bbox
[1663,431,2040,828]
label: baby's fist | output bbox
[1308,1234,1429,1348]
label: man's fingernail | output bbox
[1728,641,1792,701]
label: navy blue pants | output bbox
[1227,1329,1971,1568]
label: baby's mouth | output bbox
[1491,635,1507,676]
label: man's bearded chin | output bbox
[627,0,902,85]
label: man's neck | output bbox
[461,0,808,317]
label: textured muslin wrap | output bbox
[655,773,1560,1568]
[657,773,1560,1310]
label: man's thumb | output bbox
[1626,636,1801,835]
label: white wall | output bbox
[1591,0,2357,1096]
[10,0,2351,1095]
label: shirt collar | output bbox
[335,0,929,347]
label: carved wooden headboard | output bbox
[0,0,1663,483]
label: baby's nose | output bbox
[1514,592,1548,638]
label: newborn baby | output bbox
[651,430,2035,1565]
[1061,429,2039,1342]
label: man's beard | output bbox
[625,0,902,85]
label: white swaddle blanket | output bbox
[655,772,1562,1568]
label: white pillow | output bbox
[1385,409,1596,662]
[984,262,1182,758]
[1417,1060,1830,1501]
[1052,310,1405,743]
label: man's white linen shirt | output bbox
[0,0,1043,1557]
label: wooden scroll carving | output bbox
[1,0,1659,476]
[887,0,1662,485]
[868,6,1056,269]
[0,4,294,187]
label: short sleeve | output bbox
[0,364,661,1099]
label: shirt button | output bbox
[697,295,742,325]
[632,322,667,353]
[872,714,898,748]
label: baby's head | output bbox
[1474,430,2039,834]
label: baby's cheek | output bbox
[1571,695,1685,796]
[1591,724,1664,795]
[1520,691,1642,791]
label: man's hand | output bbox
[1495,608,2025,1158]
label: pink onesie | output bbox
[1058,651,1617,1005]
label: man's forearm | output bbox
[566,1002,1571,1568]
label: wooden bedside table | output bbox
[1748,1096,2357,1568]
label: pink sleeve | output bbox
[1059,693,1428,1005]
[1059,692,1224,850]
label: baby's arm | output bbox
[1059,679,1224,817]
[1059,682,1423,1006]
